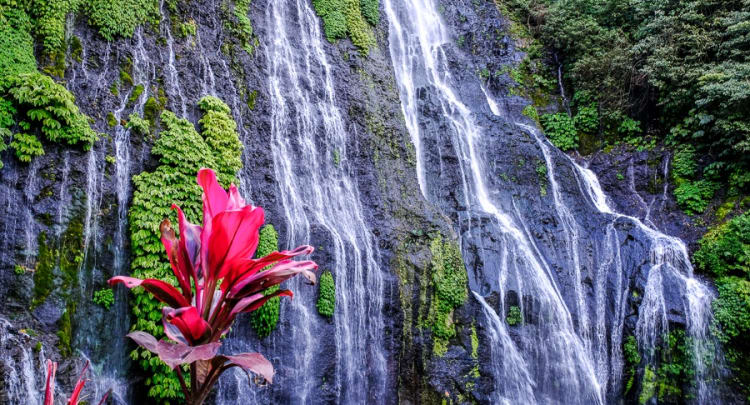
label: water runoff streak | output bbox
[217,0,387,403]
[386,0,725,403]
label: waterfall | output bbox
[217,0,387,403]
[386,0,725,402]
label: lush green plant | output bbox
[0,72,97,164]
[312,0,377,54]
[672,145,698,179]
[93,288,114,309]
[126,112,150,135]
[506,305,522,326]
[250,225,283,337]
[84,0,160,41]
[428,236,467,355]
[694,213,750,278]
[317,270,335,317]
[711,277,750,398]
[231,0,254,53]
[128,84,144,105]
[540,112,578,151]
[128,97,242,401]
[673,180,719,216]
[0,4,36,77]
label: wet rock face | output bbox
[0,0,710,403]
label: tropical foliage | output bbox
[312,0,378,54]
[112,168,318,405]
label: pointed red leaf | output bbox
[197,168,228,224]
[221,245,314,293]
[44,360,56,405]
[228,260,317,299]
[68,360,89,405]
[172,204,202,280]
[160,219,191,299]
[226,184,247,210]
[109,276,190,308]
[207,206,264,280]
[163,306,212,345]
[232,289,293,316]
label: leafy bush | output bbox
[0,73,97,158]
[540,112,578,151]
[506,305,522,326]
[317,270,335,317]
[312,0,377,54]
[0,5,36,77]
[84,0,160,41]
[128,97,242,401]
[673,179,719,215]
[428,236,467,355]
[10,131,44,162]
[694,213,750,278]
[92,288,114,309]
[672,145,698,179]
[126,112,150,135]
[712,277,750,398]
[250,225,283,337]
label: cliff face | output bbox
[0,0,729,404]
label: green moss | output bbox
[428,235,468,356]
[246,89,257,111]
[126,112,150,136]
[250,225,283,337]
[694,212,749,278]
[317,270,336,317]
[31,232,55,309]
[57,302,75,357]
[506,305,522,326]
[70,35,83,62]
[93,288,114,309]
[128,84,144,105]
[470,323,479,359]
[107,112,117,127]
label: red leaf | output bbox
[160,219,191,300]
[197,168,228,224]
[226,184,247,210]
[224,352,275,383]
[228,260,317,299]
[172,204,202,280]
[126,331,221,369]
[231,289,293,316]
[109,276,190,308]
[162,306,212,345]
[68,360,89,405]
[221,245,315,293]
[44,360,56,405]
[206,206,264,280]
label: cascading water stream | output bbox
[217,0,387,403]
[387,0,725,403]
[386,0,603,402]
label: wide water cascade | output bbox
[386,0,725,403]
[216,0,387,403]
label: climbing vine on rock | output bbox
[317,270,335,317]
[250,224,283,337]
[128,96,242,401]
[428,235,467,356]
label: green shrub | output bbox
[428,236,467,355]
[126,112,150,135]
[317,270,335,317]
[540,112,578,151]
[673,179,719,215]
[312,0,377,54]
[672,145,698,179]
[231,0,254,53]
[127,84,144,105]
[129,97,242,401]
[711,277,750,398]
[506,305,522,326]
[250,225,282,337]
[694,213,750,278]
[0,72,97,162]
[0,5,36,77]
[84,0,160,41]
[93,288,114,309]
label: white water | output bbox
[217,0,387,403]
[387,0,724,402]
[0,318,44,405]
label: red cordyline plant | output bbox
[109,168,317,404]
[43,359,109,405]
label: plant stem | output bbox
[175,367,191,403]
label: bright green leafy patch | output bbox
[312,0,377,55]
[317,270,335,317]
[93,288,114,309]
[427,235,467,356]
[250,225,283,337]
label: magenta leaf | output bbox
[223,352,275,384]
[126,331,221,369]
